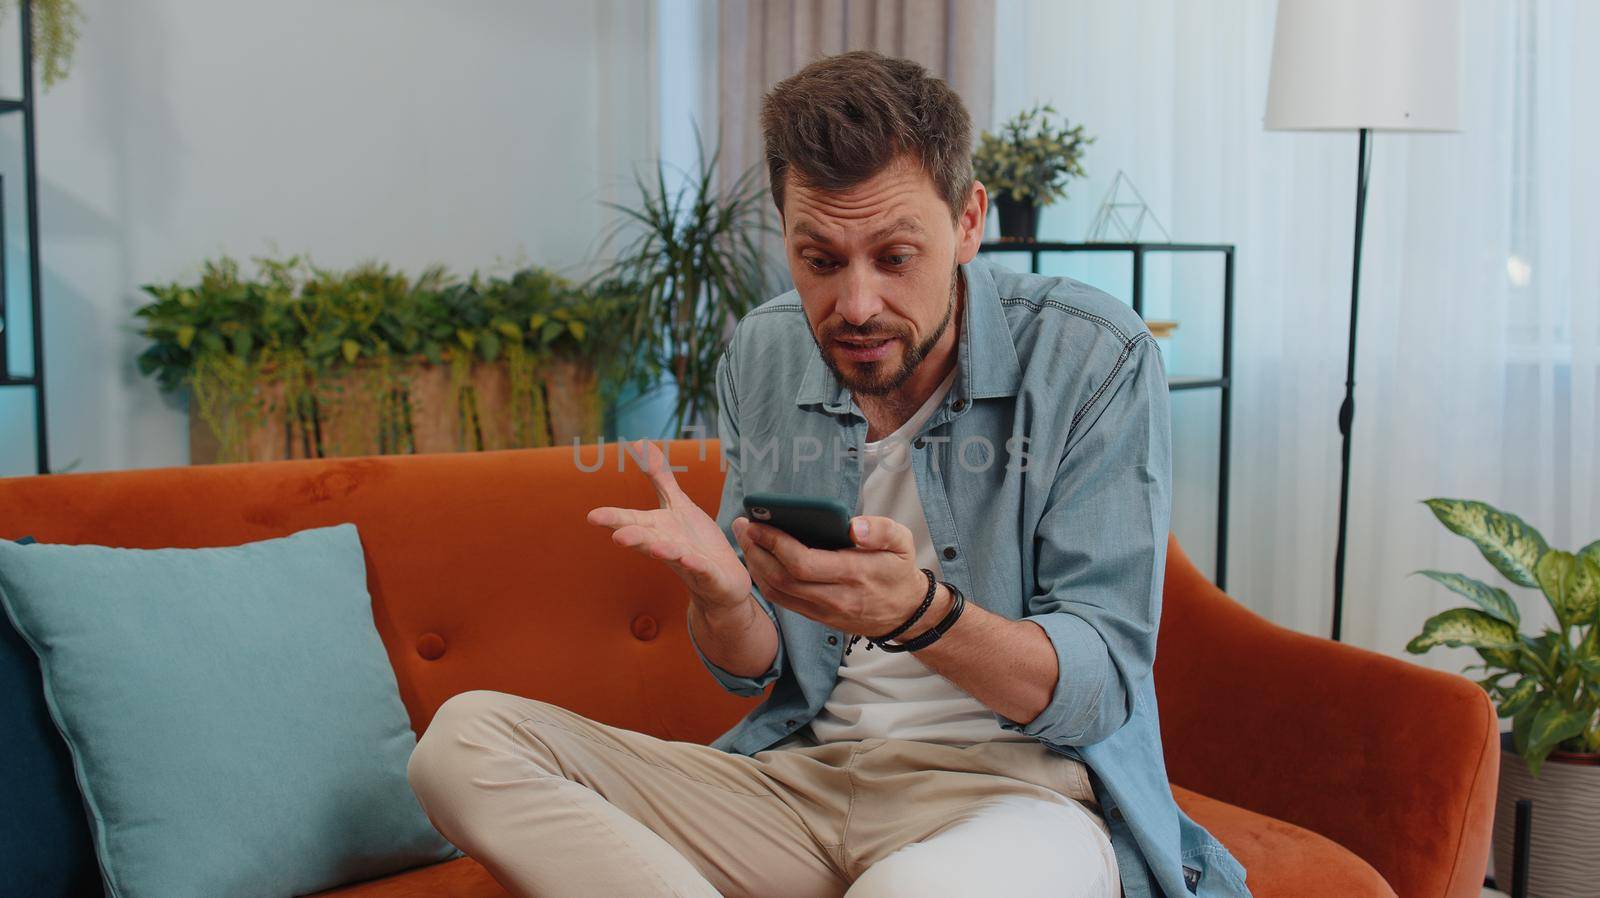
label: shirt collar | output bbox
[795,256,1022,412]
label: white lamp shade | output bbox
[1265,0,1462,132]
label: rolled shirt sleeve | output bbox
[995,336,1172,746]
[687,351,786,697]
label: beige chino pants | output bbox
[407,690,1118,898]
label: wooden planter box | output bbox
[189,355,602,464]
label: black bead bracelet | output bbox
[845,567,937,656]
[874,579,966,653]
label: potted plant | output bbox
[1404,498,1600,896]
[133,255,629,463]
[595,136,775,436]
[973,104,1094,241]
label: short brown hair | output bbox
[760,51,974,221]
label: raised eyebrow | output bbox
[867,217,925,244]
[792,220,832,244]
[791,217,925,247]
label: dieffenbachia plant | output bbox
[1407,499,1600,774]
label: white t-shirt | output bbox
[804,366,1033,746]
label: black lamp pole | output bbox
[1331,127,1373,643]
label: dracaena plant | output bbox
[593,135,776,436]
[1406,499,1600,774]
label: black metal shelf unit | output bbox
[978,240,1234,588]
[0,0,48,474]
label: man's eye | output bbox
[882,254,913,268]
[804,256,838,272]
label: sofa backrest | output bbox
[0,440,754,743]
[5,441,1502,895]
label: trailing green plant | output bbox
[134,254,628,460]
[594,136,775,435]
[1406,499,1600,773]
[0,0,84,88]
[973,104,1094,206]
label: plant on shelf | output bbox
[595,137,775,436]
[973,103,1094,241]
[134,255,629,463]
[1406,498,1600,770]
[0,0,85,87]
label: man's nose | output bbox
[835,269,882,325]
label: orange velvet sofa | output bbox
[0,440,1498,897]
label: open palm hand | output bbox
[586,440,751,611]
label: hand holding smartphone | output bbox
[741,493,854,550]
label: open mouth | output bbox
[834,337,895,362]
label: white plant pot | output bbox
[1493,734,1600,898]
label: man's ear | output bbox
[955,181,988,264]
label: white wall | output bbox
[0,0,659,475]
[991,0,1224,586]
[992,0,1600,674]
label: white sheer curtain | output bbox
[994,0,1599,669]
[715,0,996,194]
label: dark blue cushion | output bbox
[1,535,102,897]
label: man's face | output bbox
[782,157,986,396]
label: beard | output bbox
[813,264,960,397]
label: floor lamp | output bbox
[1264,0,1462,642]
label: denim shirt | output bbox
[687,256,1250,897]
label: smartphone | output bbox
[741,492,855,550]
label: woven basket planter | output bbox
[1492,736,1600,898]
[188,354,601,464]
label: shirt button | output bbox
[952,398,966,412]
[942,546,958,560]
[826,635,838,645]
[913,437,926,449]
[785,719,797,729]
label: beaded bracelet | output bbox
[845,567,937,656]
[874,579,966,653]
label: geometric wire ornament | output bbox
[1086,170,1172,243]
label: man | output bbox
[407,51,1248,897]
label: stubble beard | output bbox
[815,264,960,397]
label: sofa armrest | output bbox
[1154,537,1498,898]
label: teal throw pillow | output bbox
[0,524,456,898]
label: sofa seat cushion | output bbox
[307,788,1396,898]
[1173,785,1395,897]
[306,857,508,898]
